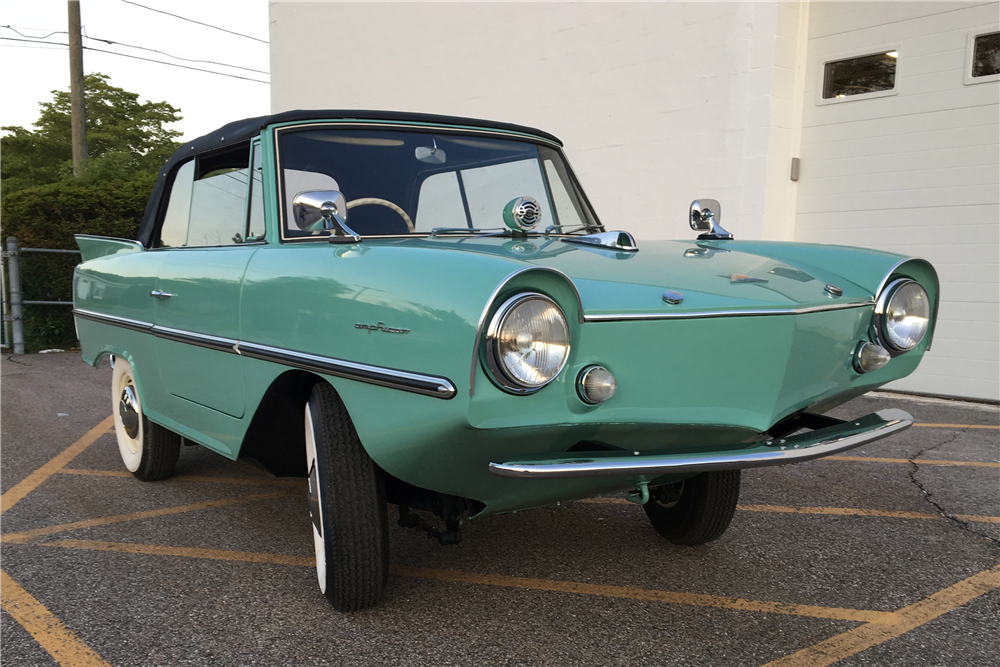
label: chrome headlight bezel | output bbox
[873,278,930,356]
[484,292,570,394]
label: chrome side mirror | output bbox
[292,190,361,244]
[689,199,733,240]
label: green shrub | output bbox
[1,175,156,351]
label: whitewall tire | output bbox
[304,382,389,611]
[110,356,180,481]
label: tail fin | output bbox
[75,234,144,262]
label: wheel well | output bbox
[239,370,321,477]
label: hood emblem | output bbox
[355,321,411,335]
[730,274,769,284]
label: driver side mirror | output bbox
[292,190,361,243]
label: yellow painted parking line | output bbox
[825,456,999,468]
[1,569,112,667]
[738,504,1000,524]
[43,539,313,567]
[37,539,894,624]
[954,514,1000,525]
[0,417,114,515]
[390,565,897,623]
[762,563,1000,667]
[580,498,1000,524]
[57,468,306,487]
[914,423,999,429]
[1,490,288,544]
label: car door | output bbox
[151,140,265,419]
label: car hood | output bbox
[408,236,908,317]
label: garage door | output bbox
[795,2,999,401]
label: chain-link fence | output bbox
[2,237,80,354]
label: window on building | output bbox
[823,51,897,99]
[972,32,1000,78]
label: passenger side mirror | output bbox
[689,199,733,240]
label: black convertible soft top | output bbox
[136,109,563,247]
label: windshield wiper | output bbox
[429,227,508,237]
[544,224,604,235]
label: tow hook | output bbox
[625,480,650,505]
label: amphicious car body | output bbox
[73,110,938,611]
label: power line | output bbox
[83,44,270,83]
[0,37,269,84]
[120,1,268,44]
[1,25,268,75]
[1,25,66,40]
[1,44,66,50]
[83,34,268,75]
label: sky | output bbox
[1,0,270,142]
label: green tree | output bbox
[1,72,182,192]
[1,74,182,351]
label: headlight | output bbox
[485,293,570,393]
[875,279,930,353]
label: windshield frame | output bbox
[271,120,603,242]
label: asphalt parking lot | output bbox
[2,352,998,667]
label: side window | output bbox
[414,171,468,231]
[247,141,265,241]
[159,160,195,247]
[543,160,581,230]
[157,144,252,247]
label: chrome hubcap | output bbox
[119,385,139,438]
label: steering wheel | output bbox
[346,198,415,233]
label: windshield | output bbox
[276,127,601,240]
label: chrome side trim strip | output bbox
[72,309,153,333]
[238,342,456,399]
[71,309,456,399]
[151,325,239,354]
[489,409,913,479]
[469,266,585,397]
[583,299,874,322]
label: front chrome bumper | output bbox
[488,409,913,479]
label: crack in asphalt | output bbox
[908,431,1000,547]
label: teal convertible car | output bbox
[73,110,937,611]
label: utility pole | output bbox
[68,0,87,177]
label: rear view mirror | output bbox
[415,138,446,164]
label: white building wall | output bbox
[269,1,787,241]
[794,2,999,400]
[269,1,999,401]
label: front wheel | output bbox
[111,356,180,481]
[305,382,389,611]
[643,470,741,545]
